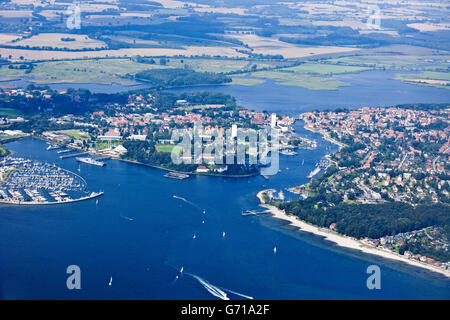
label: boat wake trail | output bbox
[120,214,134,221]
[186,273,253,300]
[221,288,254,300]
[187,273,230,300]
[172,195,203,211]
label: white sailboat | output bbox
[273,247,277,254]
[222,232,226,238]
[108,277,113,286]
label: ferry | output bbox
[76,157,106,167]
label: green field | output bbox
[58,130,90,141]
[0,59,170,85]
[284,63,370,75]
[416,71,450,81]
[325,55,450,71]
[0,107,23,117]
[0,144,8,157]
[247,70,349,90]
[0,57,275,85]
[230,76,265,86]
[156,145,181,153]
[94,140,122,150]
[395,71,450,89]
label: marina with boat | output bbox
[0,155,104,205]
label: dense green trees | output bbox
[277,200,450,240]
[134,68,232,88]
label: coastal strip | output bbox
[256,189,450,278]
[0,191,103,206]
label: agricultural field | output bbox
[324,54,450,71]
[0,33,20,45]
[224,33,359,59]
[0,46,246,62]
[0,57,275,85]
[395,71,450,89]
[4,33,107,50]
[0,58,169,85]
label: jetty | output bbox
[59,152,89,159]
[46,145,61,151]
[56,149,73,154]
[242,210,267,216]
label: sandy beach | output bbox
[256,189,450,278]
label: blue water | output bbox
[1,124,449,299]
[168,70,450,115]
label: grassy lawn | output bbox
[0,107,22,117]
[94,140,122,150]
[155,145,182,153]
[0,133,29,141]
[0,144,8,157]
[58,130,90,141]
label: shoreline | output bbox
[301,122,347,150]
[0,191,103,206]
[256,189,450,279]
[31,136,259,179]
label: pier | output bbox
[59,152,89,159]
[242,210,267,216]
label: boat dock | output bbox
[46,145,61,151]
[56,149,73,154]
